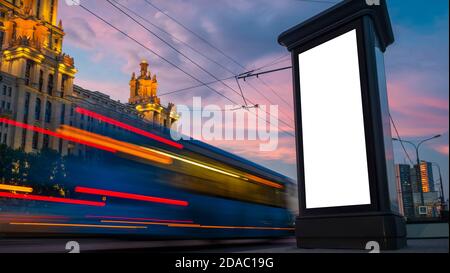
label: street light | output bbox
[392,135,441,206]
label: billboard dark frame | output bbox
[292,18,383,216]
[279,0,406,249]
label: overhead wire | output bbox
[72,0,295,137]
[105,0,295,133]
[143,0,295,111]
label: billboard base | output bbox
[295,212,407,250]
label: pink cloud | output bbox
[387,73,449,138]
[207,135,297,165]
[432,144,449,155]
[56,0,446,179]
[73,78,126,102]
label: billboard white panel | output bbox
[298,29,372,209]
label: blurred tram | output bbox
[0,109,295,238]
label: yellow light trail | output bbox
[56,126,282,189]
[143,147,241,179]
[10,222,148,229]
[168,224,294,231]
[244,174,284,189]
[57,125,172,165]
[101,220,180,226]
[0,184,33,193]
[100,220,294,231]
[144,147,283,189]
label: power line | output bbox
[257,77,294,108]
[106,0,296,133]
[250,54,291,74]
[159,75,294,121]
[239,55,294,109]
[238,66,292,80]
[144,0,244,70]
[235,77,249,106]
[119,0,292,85]
[75,1,238,105]
[113,0,294,112]
[143,0,294,111]
[243,80,295,124]
[110,0,236,77]
[73,1,295,137]
[159,76,236,97]
[237,65,296,112]
[389,113,414,165]
[106,0,253,106]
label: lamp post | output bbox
[392,135,441,206]
[430,162,446,212]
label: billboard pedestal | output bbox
[296,213,406,250]
[278,0,407,250]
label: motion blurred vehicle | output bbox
[0,109,295,239]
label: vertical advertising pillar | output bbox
[278,0,406,249]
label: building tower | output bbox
[128,60,178,127]
[1,0,76,90]
[0,0,76,152]
[395,164,415,218]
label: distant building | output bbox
[395,164,415,218]
[395,161,441,219]
[414,161,435,193]
[0,0,178,157]
[128,60,179,127]
[411,161,439,216]
[413,191,440,217]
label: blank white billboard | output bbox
[298,29,372,209]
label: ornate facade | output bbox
[0,0,177,156]
[129,60,179,128]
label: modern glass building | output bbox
[395,164,415,218]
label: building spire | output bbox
[140,59,149,78]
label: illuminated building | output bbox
[412,161,439,217]
[415,161,435,193]
[0,0,178,156]
[395,162,439,218]
[0,0,75,154]
[0,1,296,239]
[129,60,179,127]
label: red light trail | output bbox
[75,186,188,206]
[0,214,69,220]
[85,215,193,223]
[0,118,117,153]
[75,107,183,149]
[0,192,106,207]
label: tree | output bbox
[0,145,69,197]
[26,148,68,196]
[0,144,29,185]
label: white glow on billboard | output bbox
[298,29,372,209]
